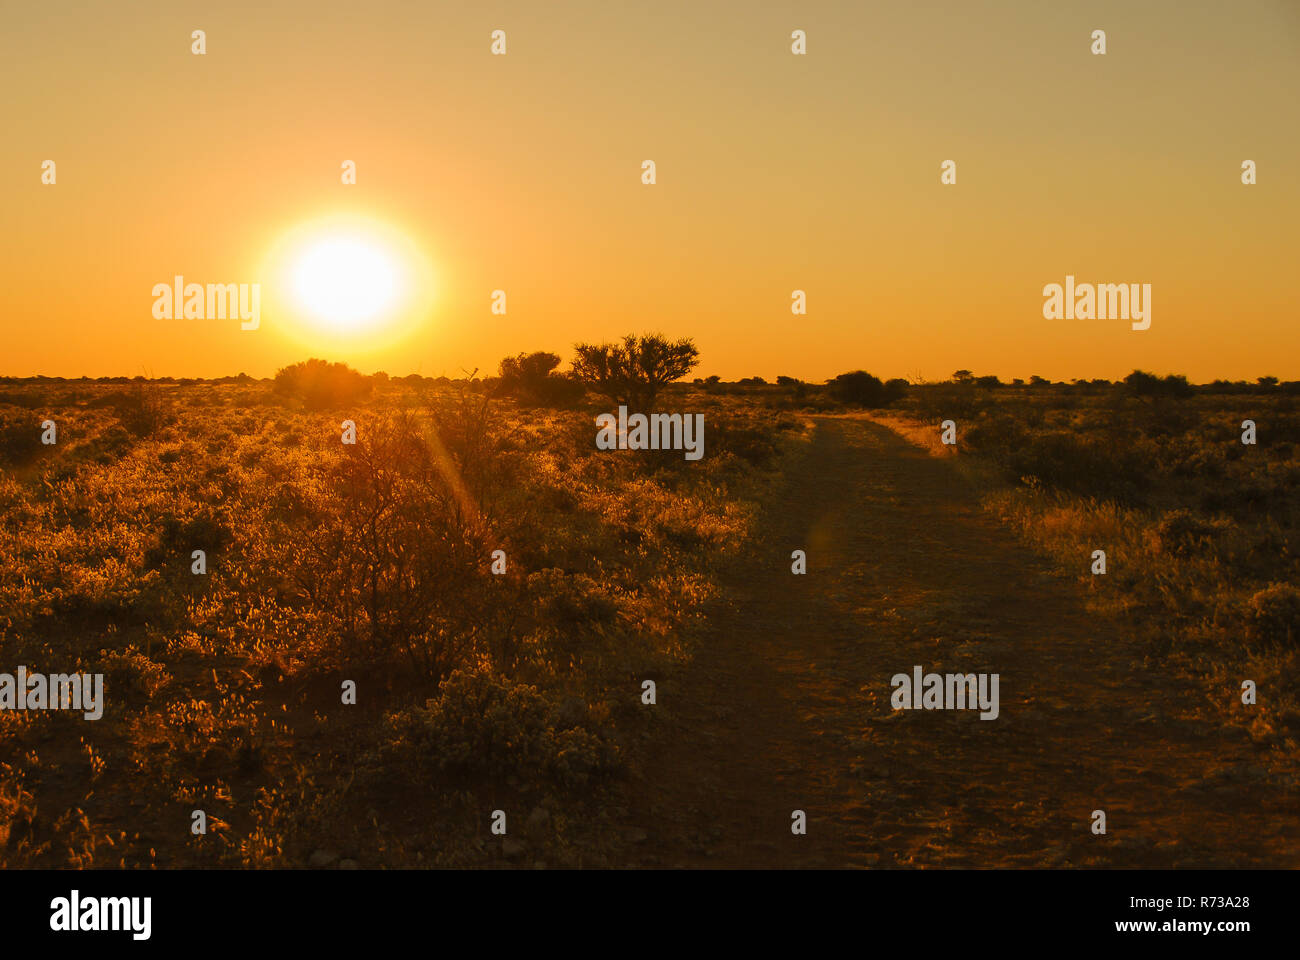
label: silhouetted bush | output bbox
[273,359,373,410]
[497,351,586,407]
[572,333,699,410]
[1125,369,1193,399]
[826,371,907,407]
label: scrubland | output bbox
[875,381,1300,755]
[0,378,804,866]
[2,372,1296,868]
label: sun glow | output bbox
[264,215,434,351]
[290,235,401,330]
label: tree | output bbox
[571,334,699,410]
[952,369,974,384]
[497,351,585,406]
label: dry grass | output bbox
[0,380,808,867]
[875,385,1300,754]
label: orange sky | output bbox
[3,0,1298,382]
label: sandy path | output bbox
[616,416,1297,867]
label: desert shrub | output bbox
[910,382,980,420]
[527,569,619,629]
[99,647,172,702]
[0,777,44,865]
[1147,508,1225,557]
[423,386,517,518]
[143,513,233,569]
[52,560,163,633]
[998,431,1151,504]
[497,352,586,407]
[273,359,372,410]
[774,376,808,400]
[111,381,171,437]
[0,409,45,466]
[571,333,698,410]
[884,378,910,401]
[964,416,1028,459]
[388,668,618,786]
[826,371,904,407]
[1125,369,1193,399]
[707,418,788,468]
[1245,583,1300,647]
[290,408,508,675]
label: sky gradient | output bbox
[3,0,1298,382]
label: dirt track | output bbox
[616,417,1298,867]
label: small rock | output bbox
[309,849,339,868]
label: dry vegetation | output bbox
[0,377,805,867]
[2,368,1295,868]
[874,379,1300,755]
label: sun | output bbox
[290,234,402,330]
[263,214,435,349]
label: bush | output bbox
[826,371,905,407]
[1149,509,1225,557]
[497,352,586,407]
[111,381,170,437]
[143,513,233,569]
[0,409,43,466]
[1125,369,1193,399]
[99,647,172,702]
[273,359,372,410]
[1246,583,1300,646]
[290,406,509,675]
[998,431,1151,504]
[571,334,699,410]
[390,669,618,786]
